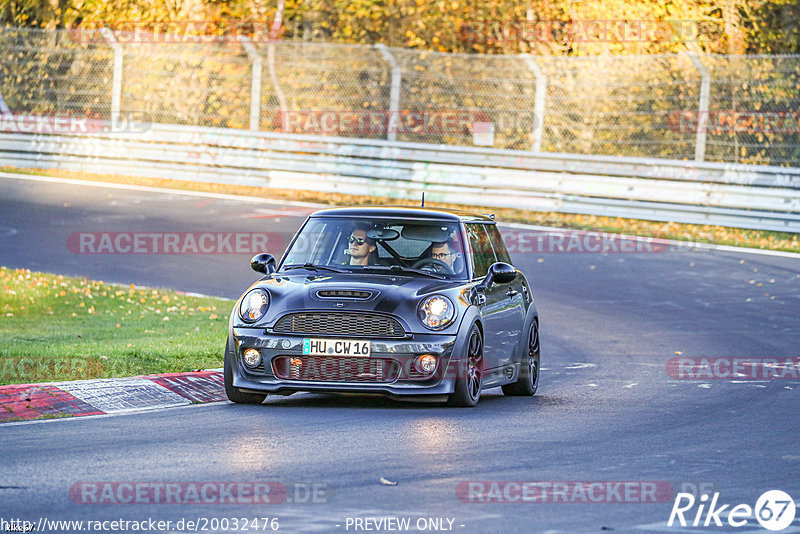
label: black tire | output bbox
[502,320,540,396]
[224,340,267,404]
[447,324,483,407]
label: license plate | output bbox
[302,338,371,357]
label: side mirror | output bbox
[475,262,516,292]
[251,253,276,275]
[490,262,517,284]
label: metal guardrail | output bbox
[1,123,799,232]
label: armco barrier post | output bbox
[376,44,402,142]
[685,50,711,162]
[239,36,263,132]
[522,54,547,153]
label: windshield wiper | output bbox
[361,265,445,280]
[283,263,347,273]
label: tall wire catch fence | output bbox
[1,27,799,166]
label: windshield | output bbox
[279,217,469,279]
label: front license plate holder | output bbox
[302,338,371,357]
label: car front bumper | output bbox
[229,327,460,398]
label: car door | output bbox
[465,223,512,372]
[485,223,526,367]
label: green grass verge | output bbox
[2,165,799,253]
[38,412,75,420]
[0,267,231,385]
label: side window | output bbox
[466,223,497,278]
[485,224,511,264]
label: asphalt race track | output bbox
[1,174,799,533]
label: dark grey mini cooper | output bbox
[225,207,539,407]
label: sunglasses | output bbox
[348,236,367,245]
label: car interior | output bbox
[328,220,465,274]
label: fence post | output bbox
[376,44,401,142]
[685,50,710,162]
[100,28,123,128]
[266,40,289,132]
[0,91,10,113]
[521,54,547,152]
[239,36,263,131]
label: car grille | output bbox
[272,356,400,383]
[273,312,405,338]
[242,359,265,373]
[406,367,435,379]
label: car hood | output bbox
[241,272,470,333]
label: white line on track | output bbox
[0,401,230,428]
[0,171,325,208]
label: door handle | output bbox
[506,289,519,297]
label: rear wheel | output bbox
[448,325,483,407]
[224,340,267,404]
[502,320,540,396]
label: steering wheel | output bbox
[411,258,454,275]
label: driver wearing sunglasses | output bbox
[347,225,377,266]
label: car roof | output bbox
[309,206,495,222]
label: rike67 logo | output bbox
[668,490,796,531]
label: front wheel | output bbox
[224,340,267,404]
[448,324,483,407]
[502,320,540,396]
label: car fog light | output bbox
[415,354,437,373]
[243,348,261,367]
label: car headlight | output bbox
[418,295,455,330]
[239,289,269,323]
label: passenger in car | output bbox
[347,224,378,266]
